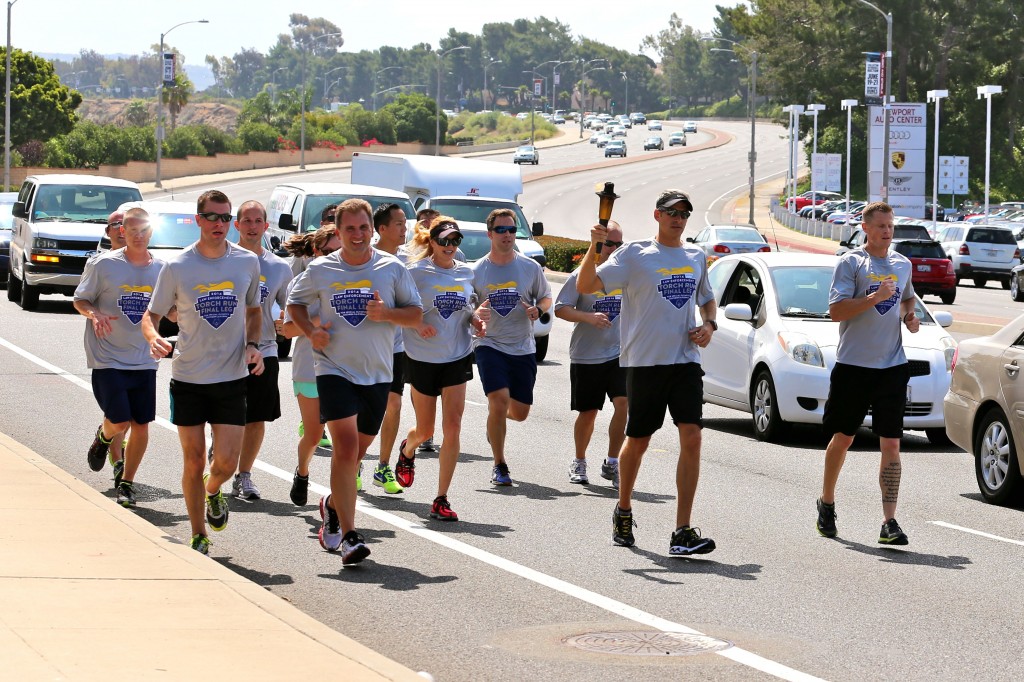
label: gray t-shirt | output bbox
[283,278,319,384]
[596,239,714,367]
[149,242,261,384]
[403,258,476,363]
[254,249,293,358]
[74,249,164,371]
[829,247,915,368]
[471,253,552,356]
[384,246,410,353]
[555,270,621,364]
[287,250,422,385]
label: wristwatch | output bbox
[246,341,259,350]
[706,320,718,331]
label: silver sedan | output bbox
[686,225,771,264]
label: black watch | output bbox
[706,320,718,331]
[246,341,259,349]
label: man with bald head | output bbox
[554,222,627,487]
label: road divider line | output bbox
[0,334,825,682]
[703,168,789,227]
[931,521,1024,547]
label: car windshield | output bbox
[300,194,414,233]
[456,231,493,262]
[966,228,1015,244]
[894,225,930,239]
[714,228,765,242]
[771,266,833,317]
[143,212,244,249]
[33,184,142,222]
[894,241,945,258]
[429,199,531,239]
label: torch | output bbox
[594,181,620,262]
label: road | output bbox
[3,126,1023,681]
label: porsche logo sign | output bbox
[891,151,906,170]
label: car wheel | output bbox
[940,289,957,304]
[277,337,292,359]
[534,334,549,363]
[751,369,788,442]
[974,407,1024,505]
[925,427,953,446]
[19,273,39,311]
[1012,274,1024,302]
[6,265,20,302]
[974,277,988,288]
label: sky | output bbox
[8,0,743,63]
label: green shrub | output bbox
[536,234,590,273]
[164,126,207,158]
[237,121,280,152]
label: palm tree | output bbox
[161,73,195,131]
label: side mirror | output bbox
[12,201,26,219]
[723,303,753,321]
[933,311,953,328]
[532,221,544,237]
[278,214,295,232]
[270,236,281,249]
[839,240,850,248]
[685,237,695,243]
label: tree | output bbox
[123,99,151,126]
[0,48,82,146]
[161,72,195,130]
[382,92,443,143]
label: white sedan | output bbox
[700,253,957,443]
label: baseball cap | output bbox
[429,221,462,241]
[656,190,694,211]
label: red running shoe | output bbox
[430,495,458,522]
[395,439,415,488]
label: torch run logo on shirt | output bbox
[431,284,468,320]
[868,273,901,315]
[655,267,697,309]
[116,284,153,325]
[593,289,622,322]
[484,281,521,317]
[329,279,373,326]
[193,281,238,329]
[258,275,269,304]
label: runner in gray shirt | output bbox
[470,208,552,487]
[578,189,718,557]
[75,207,164,507]
[287,198,422,565]
[554,223,627,487]
[816,201,920,547]
[141,190,264,557]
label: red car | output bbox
[785,190,843,212]
[892,239,957,304]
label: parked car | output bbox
[1008,261,1024,301]
[686,225,771,264]
[513,145,539,165]
[944,314,1024,504]
[892,239,957,304]
[937,224,1019,288]
[787,190,844,212]
[604,140,627,158]
[668,131,687,146]
[0,191,18,287]
[683,121,698,133]
[701,253,957,442]
[835,222,932,256]
[643,136,664,151]
[925,202,946,221]
[648,120,663,131]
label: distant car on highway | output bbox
[604,140,627,158]
[608,125,627,138]
[552,115,565,125]
[647,120,662,131]
[513,145,539,165]
[643,136,664,151]
[683,121,698,133]
[686,225,771,264]
[668,131,687,146]
[630,112,646,124]
[595,134,611,148]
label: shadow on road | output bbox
[477,479,582,501]
[319,563,458,590]
[833,537,972,569]
[622,545,763,582]
[368,496,515,539]
[216,556,295,586]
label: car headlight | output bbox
[33,237,59,250]
[777,331,824,367]
[941,336,958,372]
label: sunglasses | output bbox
[198,211,234,223]
[107,221,123,229]
[434,235,463,247]
[659,207,691,219]
[604,240,623,248]
[490,225,516,234]
[322,214,336,223]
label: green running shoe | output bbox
[203,473,229,532]
[373,463,404,494]
[190,534,211,555]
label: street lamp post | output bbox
[435,45,469,155]
[372,66,400,111]
[804,103,826,215]
[577,65,606,138]
[708,39,759,225]
[552,60,571,112]
[323,66,348,106]
[781,105,804,211]
[154,18,209,189]
[270,67,286,104]
[977,85,1002,218]
[299,31,343,170]
[620,72,628,117]
[857,0,893,201]
[926,89,948,233]
[840,99,859,218]
[4,0,20,191]
[534,60,558,112]
[483,59,502,111]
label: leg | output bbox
[405,388,438,460]
[879,437,902,521]
[573,410,598,460]
[326,417,361,534]
[607,396,628,461]
[486,388,511,464]
[238,421,265,474]
[617,435,651,510]
[177,425,209,538]
[208,424,244,492]
[108,429,125,464]
[821,432,855,504]
[675,423,703,529]
[121,421,149,483]
[507,399,531,422]
[295,395,322,477]
[437,384,466,497]
[377,391,402,465]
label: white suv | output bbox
[937,224,1019,288]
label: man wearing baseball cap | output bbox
[576,189,719,557]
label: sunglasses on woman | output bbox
[434,235,463,247]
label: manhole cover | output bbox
[564,631,732,657]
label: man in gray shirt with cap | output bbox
[577,189,718,557]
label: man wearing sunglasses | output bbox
[554,222,627,487]
[471,208,552,487]
[142,189,263,556]
[577,189,719,558]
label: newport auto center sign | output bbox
[868,103,927,218]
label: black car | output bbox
[643,136,664,151]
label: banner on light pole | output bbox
[533,79,543,97]
[864,53,883,106]
[162,53,177,87]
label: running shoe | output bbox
[816,498,838,538]
[290,469,309,506]
[319,430,331,448]
[669,526,716,556]
[395,440,415,488]
[601,458,619,490]
[318,495,342,551]
[341,530,370,565]
[417,437,437,455]
[190,534,211,555]
[430,495,458,522]
[112,459,125,489]
[232,472,261,500]
[203,474,229,532]
[612,506,636,547]
[116,481,136,508]
[373,463,404,494]
[356,461,363,492]
[87,425,112,472]
[491,462,512,486]
[569,459,589,484]
[878,518,909,546]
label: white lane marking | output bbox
[465,400,485,407]
[702,168,789,227]
[0,335,824,682]
[932,521,1024,547]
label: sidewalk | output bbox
[0,431,423,682]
